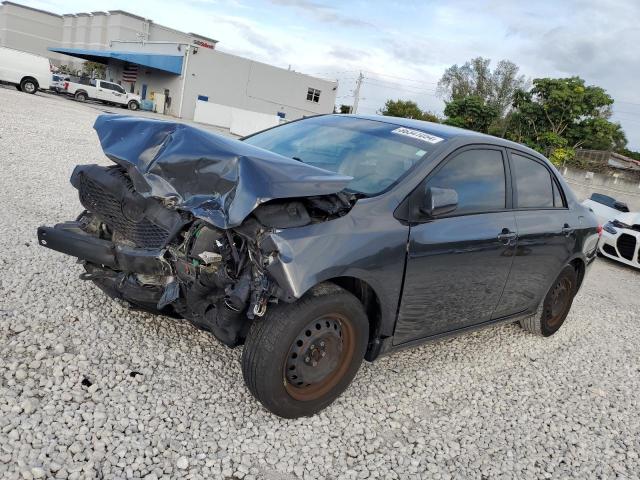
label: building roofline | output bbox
[1,1,61,17]
[189,33,219,44]
[107,10,146,21]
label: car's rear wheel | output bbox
[75,91,87,102]
[241,283,368,418]
[20,78,37,94]
[520,265,578,336]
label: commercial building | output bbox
[0,1,337,132]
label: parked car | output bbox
[582,192,630,225]
[50,73,70,94]
[37,114,600,418]
[0,46,51,94]
[597,212,640,269]
[63,78,140,110]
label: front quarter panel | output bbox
[262,196,409,338]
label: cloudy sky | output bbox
[22,0,640,148]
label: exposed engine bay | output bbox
[37,115,355,347]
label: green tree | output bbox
[617,148,640,161]
[438,57,527,116]
[82,61,106,78]
[379,99,440,122]
[339,104,352,114]
[379,99,424,119]
[505,77,625,164]
[443,95,499,133]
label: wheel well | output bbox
[570,258,585,291]
[327,277,382,355]
[20,76,38,87]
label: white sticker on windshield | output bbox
[392,127,443,144]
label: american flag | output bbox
[122,64,138,82]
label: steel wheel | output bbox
[284,314,356,401]
[242,283,368,418]
[546,276,573,329]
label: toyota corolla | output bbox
[38,114,600,418]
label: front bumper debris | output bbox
[37,222,171,275]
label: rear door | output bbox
[493,151,573,317]
[393,146,518,344]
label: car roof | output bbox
[339,114,545,159]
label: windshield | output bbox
[243,116,441,195]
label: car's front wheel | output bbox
[20,78,38,94]
[520,264,578,336]
[241,283,368,418]
[128,100,139,111]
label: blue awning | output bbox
[48,47,183,75]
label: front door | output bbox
[95,81,112,102]
[393,147,517,344]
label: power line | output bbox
[363,70,439,86]
[362,79,440,97]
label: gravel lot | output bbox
[1,86,640,480]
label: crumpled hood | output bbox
[93,115,352,229]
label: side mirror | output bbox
[421,186,458,217]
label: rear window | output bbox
[512,153,554,208]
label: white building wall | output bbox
[1,2,216,65]
[0,2,65,63]
[182,48,337,122]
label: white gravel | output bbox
[1,86,640,479]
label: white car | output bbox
[50,73,70,94]
[0,46,51,94]
[582,193,630,225]
[63,78,141,110]
[583,194,640,269]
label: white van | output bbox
[0,46,51,94]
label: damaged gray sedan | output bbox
[38,114,598,417]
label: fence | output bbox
[561,166,640,210]
[193,100,280,137]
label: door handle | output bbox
[497,228,517,245]
[562,223,574,236]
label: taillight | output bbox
[64,81,69,90]
[597,225,602,237]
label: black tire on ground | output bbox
[15,84,22,91]
[242,283,369,418]
[20,78,38,94]
[520,264,578,337]
[128,101,139,111]
[75,91,87,102]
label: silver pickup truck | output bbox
[63,78,140,110]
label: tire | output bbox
[20,78,38,94]
[242,283,368,418]
[128,101,139,111]
[75,91,87,102]
[15,84,22,91]
[520,265,578,337]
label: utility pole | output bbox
[351,71,364,114]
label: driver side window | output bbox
[426,148,506,216]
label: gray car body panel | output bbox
[93,114,353,229]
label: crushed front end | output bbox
[38,115,354,347]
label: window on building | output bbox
[307,87,321,103]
